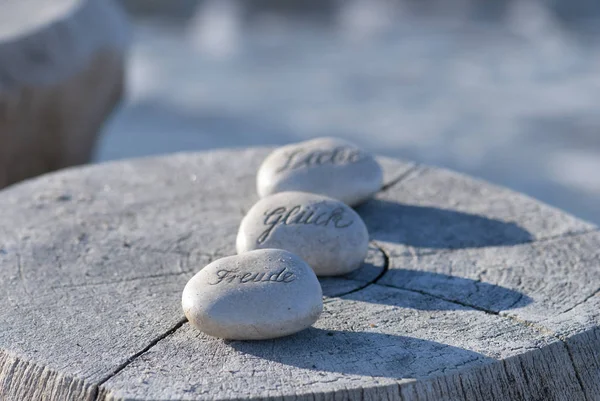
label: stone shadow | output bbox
[356,199,533,249]
[228,328,492,379]
[349,269,533,312]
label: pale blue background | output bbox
[97,0,600,224]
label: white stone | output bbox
[257,137,383,206]
[182,249,323,340]
[237,191,370,276]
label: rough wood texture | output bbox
[0,148,598,401]
[0,0,128,188]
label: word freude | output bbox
[276,146,365,172]
[258,205,354,243]
[209,267,296,285]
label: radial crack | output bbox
[50,271,188,289]
[324,241,389,300]
[95,318,188,393]
[559,286,600,316]
[379,164,421,193]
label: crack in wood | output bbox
[505,293,525,311]
[94,318,188,399]
[16,251,30,296]
[379,164,422,193]
[372,282,499,315]
[531,227,600,246]
[387,227,599,261]
[558,287,600,316]
[49,271,189,290]
[323,241,389,302]
[564,341,591,401]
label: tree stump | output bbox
[0,0,128,189]
[0,148,598,401]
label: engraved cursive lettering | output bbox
[213,269,237,284]
[209,267,296,285]
[257,205,354,244]
[276,146,366,172]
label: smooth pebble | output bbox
[237,191,369,276]
[257,137,383,206]
[182,249,323,340]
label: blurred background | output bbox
[96,0,600,224]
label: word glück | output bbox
[258,205,354,243]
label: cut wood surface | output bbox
[0,148,598,401]
[0,0,128,188]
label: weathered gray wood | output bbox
[0,148,598,400]
[0,0,128,188]
[376,230,600,321]
[98,286,581,401]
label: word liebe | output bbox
[258,205,354,244]
[277,146,365,172]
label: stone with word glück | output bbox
[237,191,369,276]
[257,137,383,206]
[182,249,323,340]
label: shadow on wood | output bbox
[227,327,491,379]
[347,270,532,311]
[357,199,533,248]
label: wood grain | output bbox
[0,148,597,400]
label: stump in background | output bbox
[0,0,128,188]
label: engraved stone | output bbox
[237,191,370,276]
[182,249,323,340]
[257,137,383,206]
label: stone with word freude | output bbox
[257,137,383,206]
[182,249,323,340]
[237,191,369,276]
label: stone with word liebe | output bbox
[257,137,383,206]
